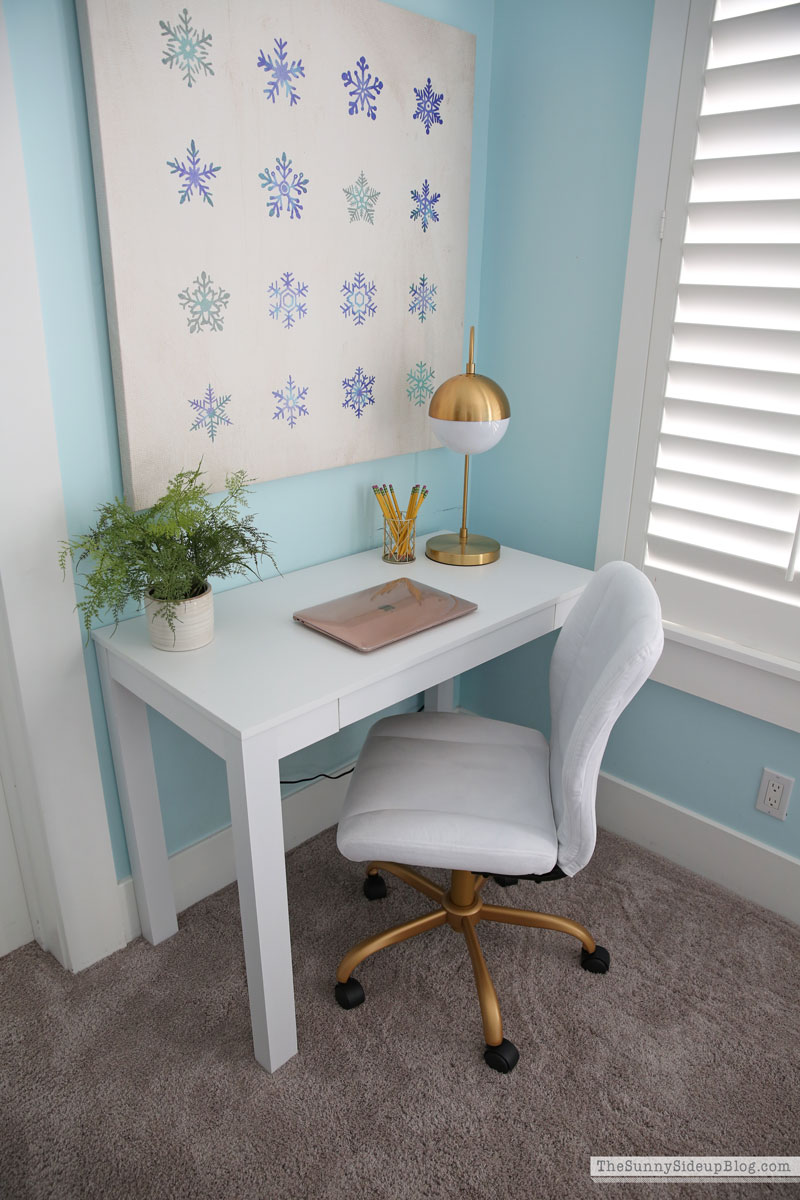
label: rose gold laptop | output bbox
[293,577,477,652]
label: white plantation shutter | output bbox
[630,0,800,661]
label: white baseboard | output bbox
[597,772,800,926]
[119,768,353,943]
[118,760,800,944]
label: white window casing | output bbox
[598,0,800,730]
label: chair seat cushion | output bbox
[337,711,558,876]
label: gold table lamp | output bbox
[426,325,510,565]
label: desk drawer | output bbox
[338,606,555,728]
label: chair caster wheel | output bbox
[484,1038,519,1073]
[334,977,365,1009]
[492,874,519,888]
[581,945,610,973]
[363,873,387,900]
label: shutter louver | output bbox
[643,0,800,659]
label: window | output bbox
[601,0,800,686]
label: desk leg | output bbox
[226,734,297,1073]
[424,678,455,712]
[95,645,177,945]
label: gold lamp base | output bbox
[425,532,501,566]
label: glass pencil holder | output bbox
[383,513,416,563]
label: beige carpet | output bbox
[1,827,798,1199]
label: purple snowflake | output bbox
[167,139,220,205]
[410,179,440,232]
[408,274,437,323]
[268,272,308,330]
[258,152,308,219]
[412,77,444,135]
[340,271,377,327]
[341,55,383,121]
[257,38,304,106]
[189,384,232,441]
[273,376,309,428]
[341,366,375,418]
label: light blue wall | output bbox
[10,0,799,879]
[6,0,495,878]
[463,0,800,860]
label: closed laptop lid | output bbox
[293,577,477,652]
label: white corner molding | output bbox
[119,768,353,942]
[0,6,125,972]
[596,0,691,567]
[597,773,800,926]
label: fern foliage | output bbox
[59,465,278,641]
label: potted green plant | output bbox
[59,464,278,651]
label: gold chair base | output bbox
[336,863,598,1050]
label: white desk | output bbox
[94,540,592,1073]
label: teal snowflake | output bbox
[178,271,230,332]
[343,170,380,225]
[407,362,435,406]
[159,9,213,88]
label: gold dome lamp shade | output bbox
[426,325,510,565]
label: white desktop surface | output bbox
[94,539,592,1073]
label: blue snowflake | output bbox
[408,274,437,323]
[412,77,444,135]
[178,271,230,332]
[257,38,304,106]
[410,179,440,232]
[341,271,377,327]
[341,55,383,121]
[189,384,232,441]
[268,272,308,330]
[343,170,380,225]
[166,139,220,206]
[259,152,308,220]
[341,366,376,418]
[407,361,435,406]
[159,9,213,88]
[273,375,310,428]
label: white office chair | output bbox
[333,561,663,1071]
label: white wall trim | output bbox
[0,2,125,972]
[595,0,690,568]
[119,768,352,942]
[0,763,33,958]
[654,631,800,735]
[597,772,800,927]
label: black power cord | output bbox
[279,766,355,786]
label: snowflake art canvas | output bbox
[78,0,475,507]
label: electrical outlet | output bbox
[755,769,793,821]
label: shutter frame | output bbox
[626,0,800,661]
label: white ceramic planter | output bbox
[145,585,214,652]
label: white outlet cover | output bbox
[756,768,793,821]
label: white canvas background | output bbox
[78,0,475,509]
